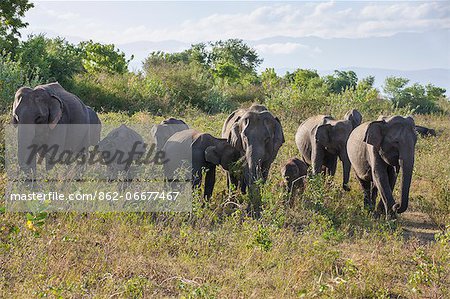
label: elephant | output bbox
[344,109,363,129]
[294,110,362,191]
[162,129,240,199]
[415,125,436,137]
[347,116,417,219]
[281,157,308,204]
[87,106,101,146]
[222,104,285,216]
[97,124,146,179]
[12,82,101,176]
[151,118,189,151]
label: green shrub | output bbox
[0,54,41,112]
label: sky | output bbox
[20,1,450,77]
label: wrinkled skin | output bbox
[415,125,436,137]
[151,118,189,151]
[295,111,360,191]
[222,104,284,216]
[281,157,308,206]
[163,129,240,199]
[98,125,145,179]
[12,82,101,176]
[347,116,417,219]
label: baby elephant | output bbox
[163,129,240,198]
[281,158,308,203]
[98,124,146,180]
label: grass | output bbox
[1,111,449,298]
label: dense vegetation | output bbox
[1,1,449,298]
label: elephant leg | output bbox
[358,178,373,210]
[204,166,216,199]
[192,168,202,191]
[311,145,325,175]
[372,164,396,220]
[370,183,378,209]
[325,155,338,176]
[387,166,397,191]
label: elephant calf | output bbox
[98,124,145,179]
[163,129,240,199]
[281,158,308,204]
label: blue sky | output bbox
[21,1,450,74]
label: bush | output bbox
[0,54,41,112]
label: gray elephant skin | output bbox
[295,109,361,191]
[222,104,284,215]
[163,129,240,199]
[347,116,417,218]
[98,124,145,179]
[12,82,101,174]
[151,118,189,151]
[281,157,308,204]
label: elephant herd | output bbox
[12,82,437,220]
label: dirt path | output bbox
[401,211,441,243]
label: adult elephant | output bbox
[347,116,417,219]
[12,82,101,175]
[295,110,361,191]
[222,104,284,215]
[163,129,240,199]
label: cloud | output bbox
[22,1,450,44]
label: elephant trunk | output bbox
[339,148,351,191]
[18,125,36,176]
[246,145,265,185]
[397,152,414,214]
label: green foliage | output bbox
[16,34,83,86]
[0,54,41,112]
[383,76,446,114]
[144,39,262,86]
[0,0,33,55]
[79,40,132,74]
[325,70,358,94]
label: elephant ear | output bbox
[205,146,220,165]
[274,116,285,147]
[345,109,362,129]
[364,120,385,149]
[315,124,332,146]
[228,121,243,153]
[46,91,63,130]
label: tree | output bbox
[143,39,262,85]
[16,34,84,86]
[209,39,262,82]
[325,70,358,93]
[0,0,34,54]
[79,40,132,74]
[383,76,445,113]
